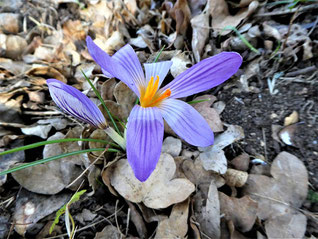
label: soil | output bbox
[219,80,318,189]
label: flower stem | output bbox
[105,127,126,150]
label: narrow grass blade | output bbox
[153,45,166,63]
[81,70,121,135]
[0,138,118,157]
[187,98,211,104]
[223,26,260,54]
[0,148,119,176]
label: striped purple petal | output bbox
[144,61,172,87]
[126,105,164,182]
[47,79,107,129]
[86,36,145,97]
[161,52,242,98]
[159,99,213,147]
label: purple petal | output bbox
[144,61,172,87]
[47,79,107,129]
[159,99,213,147]
[86,36,145,96]
[126,105,164,182]
[161,52,242,98]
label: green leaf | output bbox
[0,148,119,176]
[307,190,318,203]
[0,138,118,157]
[187,98,211,104]
[223,26,260,54]
[81,70,121,135]
[49,190,87,234]
[153,45,166,63]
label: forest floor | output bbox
[0,0,317,238]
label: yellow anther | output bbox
[140,76,171,108]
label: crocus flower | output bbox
[47,36,242,182]
[86,36,242,182]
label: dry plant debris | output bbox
[0,0,317,238]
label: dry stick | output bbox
[262,128,268,161]
[125,208,131,237]
[255,3,318,17]
[115,200,125,238]
[66,146,109,188]
[44,205,125,239]
[285,65,317,77]
[282,5,300,50]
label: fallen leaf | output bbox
[12,131,85,194]
[0,13,20,34]
[224,168,248,187]
[191,0,210,62]
[109,153,195,209]
[193,95,223,132]
[0,142,24,186]
[210,0,259,35]
[219,193,258,232]
[94,225,121,239]
[195,181,220,238]
[265,212,307,239]
[170,51,191,78]
[284,111,299,126]
[162,136,182,157]
[21,125,52,139]
[243,151,308,238]
[199,125,244,173]
[230,153,250,171]
[155,198,190,238]
[3,35,27,59]
[168,0,191,36]
[14,189,70,236]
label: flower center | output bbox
[140,76,171,108]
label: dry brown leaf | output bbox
[264,212,307,238]
[62,20,86,43]
[230,153,250,171]
[26,66,66,83]
[199,125,244,173]
[284,111,299,126]
[155,198,190,238]
[14,189,70,236]
[0,13,20,34]
[193,95,223,133]
[109,153,195,209]
[126,201,148,238]
[219,193,257,232]
[3,35,27,59]
[243,151,308,238]
[168,0,191,36]
[94,225,121,239]
[12,130,85,194]
[211,0,259,35]
[170,51,191,78]
[224,169,248,187]
[162,136,182,157]
[191,0,210,62]
[181,158,226,187]
[195,181,220,238]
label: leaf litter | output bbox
[0,0,317,238]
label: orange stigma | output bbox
[140,76,171,107]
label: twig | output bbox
[255,3,318,17]
[282,6,300,50]
[66,146,109,188]
[125,208,131,237]
[285,66,317,77]
[262,128,268,161]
